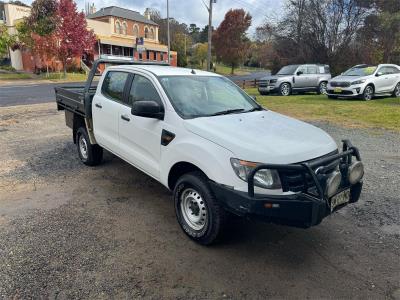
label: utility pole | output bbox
[167,0,170,65]
[206,0,214,71]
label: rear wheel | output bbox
[174,171,226,245]
[76,127,103,166]
[362,85,374,101]
[317,81,328,95]
[259,91,268,96]
[392,83,400,97]
[279,83,291,96]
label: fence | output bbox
[233,79,267,89]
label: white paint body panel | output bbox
[92,65,338,194]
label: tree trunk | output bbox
[231,63,235,75]
[63,59,67,78]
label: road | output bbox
[0,82,83,107]
[0,70,269,107]
[0,103,399,299]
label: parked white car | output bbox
[327,64,400,100]
[56,60,364,245]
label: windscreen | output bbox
[343,66,377,76]
[159,76,260,118]
[277,65,299,75]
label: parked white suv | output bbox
[327,64,400,100]
[56,60,364,245]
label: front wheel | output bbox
[362,85,374,101]
[317,81,328,95]
[392,83,400,97]
[76,127,103,166]
[279,83,291,96]
[174,171,227,245]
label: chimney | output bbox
[144,8,151,20]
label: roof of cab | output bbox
[107,65,221,77]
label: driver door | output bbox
[293,65,308,88]
[118,73,164,179]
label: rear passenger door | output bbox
[293,65,308,88]
[118,73,164,179]
[92,71,129,153]
[305,65,319,87]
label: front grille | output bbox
[330,81,351,88]
[279,150,339,193]
[258,80,269,87]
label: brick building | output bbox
[1,3,177,71]
[87,6,177,66]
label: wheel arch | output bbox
[168,161,207,190]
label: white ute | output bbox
[55,60,364,245]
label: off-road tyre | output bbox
[76,127,103,166]
[279,83,291,96]
[317,81,328,95]
[174,171,227,245]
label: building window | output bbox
[139,52,143,60]
[145,27,149,39]
[160,52,164,61]
[115,21,121,34]
[150,28,154,39]
[133,24,139,37]
[122,22,127,35]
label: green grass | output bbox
[0,73,33,80]
[245,88,400,132]
[40,72,88,82]
[195,63,268,76]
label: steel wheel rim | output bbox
[395,84,400,97]
[365,86,373,100]
[180,188,207,231]
[320,82,327,94]
[79,135,88,160]
[281,84,290,96]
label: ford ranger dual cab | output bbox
[55,59,364,245]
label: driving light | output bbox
[326,171,342,198]
[348,161,364,184]
[230,158,281,189]
[270,79,277,84]
[351,79,366,85]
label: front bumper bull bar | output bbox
[210,140,363,228]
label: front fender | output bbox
[160,135,236,189]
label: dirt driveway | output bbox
[0,103,399,299]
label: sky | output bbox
[20,0,284,36]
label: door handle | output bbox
[95,103,102,108]
[121,115,130,122]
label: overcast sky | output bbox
[21,0,284,36]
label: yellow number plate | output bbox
[330,189,350,211]
[334,87,342,93]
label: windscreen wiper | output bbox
[210,109,245,116]
[246,106,263,112]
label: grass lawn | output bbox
[197,63,268,76]
[0,73,33,80]
[245,88,400,132]
[39,72,88,82]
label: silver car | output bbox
[327,64,400,101]
[258,64,331,96]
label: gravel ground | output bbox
[0,103,399,299]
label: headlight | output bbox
[326,171,342,198]
[270,79,277,84]
[230,158,281,189]
[348,161,364,184]
[351,79,366,85]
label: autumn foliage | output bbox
[213,9,252,74]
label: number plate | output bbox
[330,189,350,211]
[334,87,342,93]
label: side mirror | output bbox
[131,100,164,120]
[375,71,383,77]
[296,71,303,76]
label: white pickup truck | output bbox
[55,59,364,245]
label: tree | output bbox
[192,43,208,68]
[27,0,58,36]
[55,0,96,76]
[0,24,15,57]
[213,9,252,74]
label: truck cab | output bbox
[56,60,364,245]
